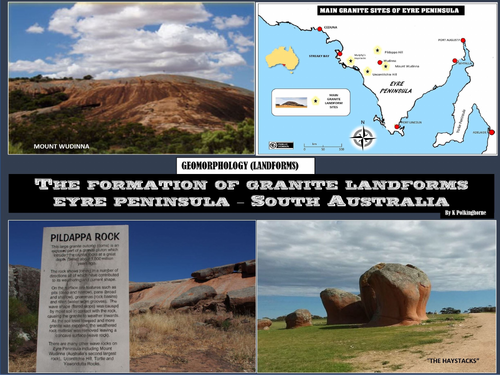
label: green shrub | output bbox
[9,89,69,113]
[9,297,38,352]
[10,107,254,155]
[19,313,38,342]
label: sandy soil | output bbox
[130,350,244,372]
[350,313,496,373]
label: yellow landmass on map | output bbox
[266,46,299,71]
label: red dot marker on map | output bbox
[282,64,286,66]
[461,38,466,43]
[338,51,343,56]
[395,124,400,129]
[489,129,495,135]
[318,27,322,32]
[453,58,458,63]
[378,60,382,65]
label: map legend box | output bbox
[272,89,351,116]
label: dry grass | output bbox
[9,352,36,372]
[130,311,255,371]
[9,311,255,372]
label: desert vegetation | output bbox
[130,311,255,372]
[9,310,255,372]
[9,297,39,373]
[258,314,467,372]
[9,89,69,113]
[8,73,255,154]
[9,105,254,154]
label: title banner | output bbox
[9,174,493,218]
[317,6,465,15]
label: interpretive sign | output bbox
[36,225,129,372]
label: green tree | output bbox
[440,307,461,314]
[195,118,254,154]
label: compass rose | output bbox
[351,126,376,150]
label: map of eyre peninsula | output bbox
[257,3,497,155]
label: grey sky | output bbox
[257,220,496,297]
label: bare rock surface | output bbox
[129,260,256,313]
[285,309,313,329]
[191,264,236,281]
[170,286,217,309]
[241,260,256,275]
[226,287,255,314]
[8,265,40,305]
[258,319,272,330]
[9,74,254,134]
[320,288,368,324]
[129,282,155,293]
[359,263,431,327]
[192,259,255,281]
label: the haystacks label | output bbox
[37,225,129,372]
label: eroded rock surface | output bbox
[191,264,236,281]
[258,319,272,330]
[359,263,431,327]
[130,260,256,315]
[320,288,368,324]
[8,265,40,306]
[285,309,313,329]
[129,282,155,293]
[170,285,217,309]
[226,287,255,314]
[9,75,254,134]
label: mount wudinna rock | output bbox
[9,74,254,133]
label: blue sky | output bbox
[9,2,254,90]
[9,221,255,282]
[257,220,496,318]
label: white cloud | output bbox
[228,32,254,53]
[9,58,72,74]
[48,3,212,37]
[213,15,250,30]
[10,3,248,83]
[26,23,44,34]
[257,220,496,296]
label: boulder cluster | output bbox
[269,263,432,330]
[321,263,431,327]
[129,260,256,316]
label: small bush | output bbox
[9,297,38,353]
[18,313,38,342]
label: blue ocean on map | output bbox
[258,17,490,155]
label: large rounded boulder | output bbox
[226,286,255,314]
[258,319,272,330]
[320,288,368,324]
[285,309,313,329]
[359,263,431,327]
